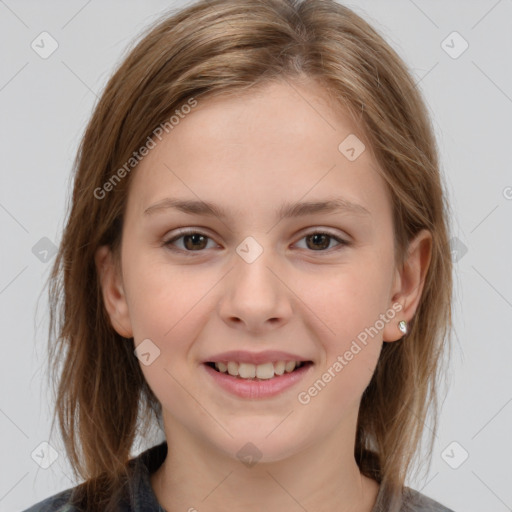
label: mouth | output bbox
[204,360,314,381]
[202,360,314,399]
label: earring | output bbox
[398,320,407,336]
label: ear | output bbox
[95,245,133,338]
[383,229,432,342]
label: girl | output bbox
[25,0,454,510]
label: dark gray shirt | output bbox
[22,441,454,511]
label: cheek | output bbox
[296,269,386,412]
[123,252,206,338]
[299,259,393,342]
[126,264,212,412]
[296,254,393,402]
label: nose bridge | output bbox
[218,237,292,330]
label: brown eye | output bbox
[305,233,331,250]
[182,233,208,250]
[164,231,216,252]
[296,231,348,252]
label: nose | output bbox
[218,248,293,334]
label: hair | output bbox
[45,0,453,510]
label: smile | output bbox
[207,360,307,380]
[202,361,314,399]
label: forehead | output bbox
[125,80,390,222]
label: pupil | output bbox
[307,233,329,250]
[184,234,207,250]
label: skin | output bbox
[96,78,431,512]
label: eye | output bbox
[163,228,349,255]
[164,229,218,252]
[295,231,349,252]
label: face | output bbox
[97,79,427,464]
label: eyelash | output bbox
[163,228,350,255]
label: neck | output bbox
[150,420,380,512]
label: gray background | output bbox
[1,1,511,511]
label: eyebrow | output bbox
[143,196,371,219]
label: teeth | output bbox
[213,360,304,380]
[273,361,285,376]
[238,363,256,379]
[227,361,239,377]
[285,361,296,373]
[256,362,274,379]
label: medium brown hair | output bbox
[45,0,453,509]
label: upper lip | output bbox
[203,350,312,365]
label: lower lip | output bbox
[202,362,313,399]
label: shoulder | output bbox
[21,487,78,512]
[401,486,455,512]
[20,441,168,512]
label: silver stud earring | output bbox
[398,320,407,335]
